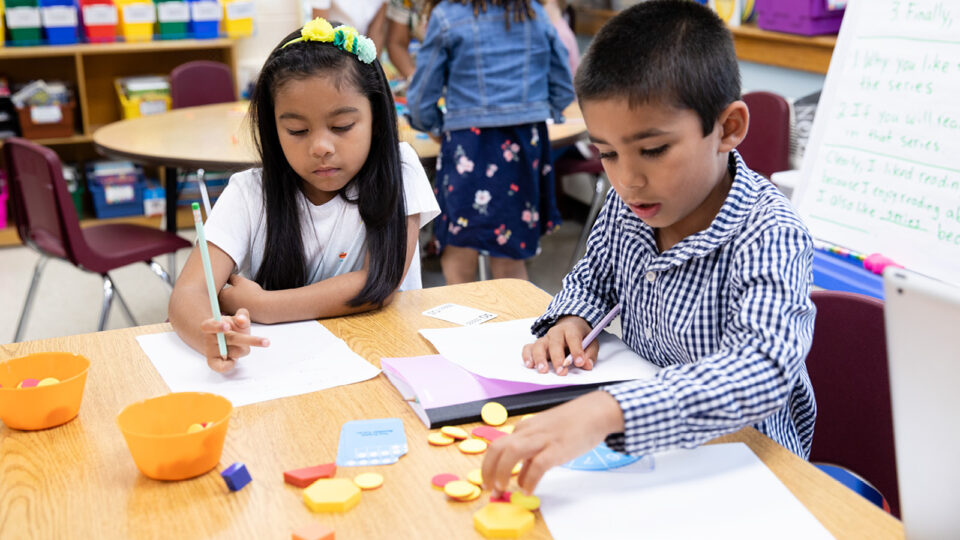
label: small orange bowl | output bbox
[117,392,232,481]
[0,352,90,430]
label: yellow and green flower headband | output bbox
[283,17,378,64]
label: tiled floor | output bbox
[0,219,586,344]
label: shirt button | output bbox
[644,327,653,340]
[645,271,656,282]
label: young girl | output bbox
[406,0,575,284]
[169,18,440,373]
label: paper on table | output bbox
[419,318,658,385]
[136,320,380,407]
[537,443,834,540]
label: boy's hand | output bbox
[482,391,625,496]
[200,308,269,373]
[522,315,599,376]
[219,274,266,317]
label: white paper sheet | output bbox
[136,321,380,407]
[418,318,659,385]
[538,443,834,540]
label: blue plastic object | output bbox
[816,463,889,512]
[39,0,80,45]
[187,0,220,39]
[88,177,145,218]
[221,462,252,491]
[812,249,884,300]
[563,442,646,471]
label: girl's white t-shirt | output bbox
[204,142,440,291]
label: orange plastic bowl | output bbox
[0,352,91,430]
[116,392,232,481]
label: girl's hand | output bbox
[219,274,266,317]
[201,308,270,373]
[482,391,625,497]
[521,315,599,376]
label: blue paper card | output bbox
[563,442,651,471]
[336,418,408,466]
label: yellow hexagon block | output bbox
[473,502,535,539]
[303,478,362,512]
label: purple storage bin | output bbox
[756,0,845,36]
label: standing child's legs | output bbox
[441,245,480,284]
[490,256,528,280]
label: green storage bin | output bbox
[6,0,42,44]
[155,0,187,39]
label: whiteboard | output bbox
[794,0,960,285]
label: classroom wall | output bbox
[235,0,302,93]
[739,61,826,101]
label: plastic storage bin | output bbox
[756,0,845,36]
[16,100,75,139]
[115,78,170,119]
[220,0,252,38]
[115,0,155,42]
[39,0,79,44]
[1,0,6,48]
[0,171,8,229]
[88,168,145,219]
[155,0,187,39]
[187,0,218,38]
[80,0,118,43]
[5,0,42,44]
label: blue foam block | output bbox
[221,462,252,491]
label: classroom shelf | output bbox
[571,7,837,74]
[0,206,196,248]
[0,39,238,243]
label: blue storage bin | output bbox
[89,176,146,218]
[187,0,220,38]
[39,0,79,45]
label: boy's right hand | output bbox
[200,308,270,373]
[521,315,599,376]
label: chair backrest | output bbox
[3,138,88,265]
[739,91,792,178]
[170,60,236,109]
[807,290,900,517]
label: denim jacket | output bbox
[406,1,575,134]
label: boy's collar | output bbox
[619,150,761,265]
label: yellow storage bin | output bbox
[115,77,170,119]
[220,0,252,38]
[115,0,155,42]
[1,0,5,48]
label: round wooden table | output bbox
[93,101,587,232]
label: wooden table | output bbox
[92,102,587,234]
[0,280,903,539]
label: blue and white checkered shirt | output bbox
[533,151,816,458]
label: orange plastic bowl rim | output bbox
[0,352,91,430]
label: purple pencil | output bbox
[562,303,622,368]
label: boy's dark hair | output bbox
[248,28,407,307]
[424,0,535,28]
[575,0,741,136]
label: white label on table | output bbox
[6,7,42,28]
[226,1,255,20]
[157,2,190,23]
[30,105,63,125]
[41,6,79,27]
[82,5,119,26]
[122,3,156,24]
[190,2,222,22]
[105,184,136,204]
[139,100,168,117]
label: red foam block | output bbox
[284,463,337,488]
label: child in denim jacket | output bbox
[407,0,575,283]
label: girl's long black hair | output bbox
[249,28,407,307]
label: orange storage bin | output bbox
[0,352,90,430]
[117,392,232,480]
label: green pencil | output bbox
[191,202,227,358]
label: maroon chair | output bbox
[4,138,191,342]
[807,290,900,517]
[169,60,236,109]
[740,91,792,178]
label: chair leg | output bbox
[98,275,116,332]
[569,174,610,270]
[13,255,49,343]
[197,168,213,217]
[111,277,139,327]
[147,260,175,289]
[478,251,490,281]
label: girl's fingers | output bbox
[206,355,235,373]
[226,332,269,347]
[200,318,229,333]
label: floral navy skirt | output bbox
[433,122,562,259]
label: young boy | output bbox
[482,0,816,496]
